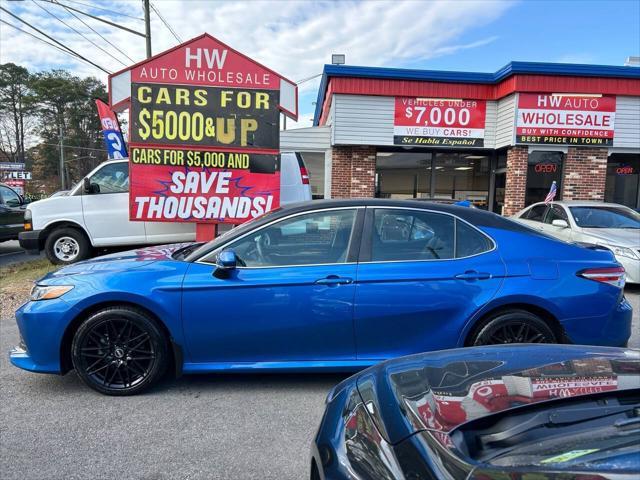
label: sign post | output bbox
[107,34,298,241]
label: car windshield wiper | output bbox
[480,404,638,448]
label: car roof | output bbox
[528,200,629,208]
[187,198,534,261]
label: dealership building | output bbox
[281,62,640,214]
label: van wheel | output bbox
[469,310,557,346]
[45,227,91,265]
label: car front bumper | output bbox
[18,229,44,253]
[616,254,640,284]
[9,298,79,374]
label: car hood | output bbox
[579,228,640,247]
[39,243,194,282]
[355,345,640,445]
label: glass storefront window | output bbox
[433,153,490,208]
[525,151,564,206]
[376,152,432,199]
[375,151,490,208]
[605,154,640,209]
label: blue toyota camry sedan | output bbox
[10,199,633,395]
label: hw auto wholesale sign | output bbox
[123,34,294,225]
[516,93,616,146]
[394,97,487,147]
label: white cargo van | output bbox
[19,152,312,264]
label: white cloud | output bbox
[0,0,514,126]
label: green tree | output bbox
[0,63,34,165]
[30,70,108,187]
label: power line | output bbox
[0,7,111,74]
[42,0,146,37]
[54,0,144,21]
[40,142,107,152]
[150,2,181,43]
[0,19,85,62]
[57,1,136,64]
[32,0,128,67]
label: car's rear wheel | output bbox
[45,227,91,265]
[469,310,557,346]
[71,307,168,396]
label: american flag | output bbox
[544,181,557,204]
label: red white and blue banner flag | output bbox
[96,99,128,159]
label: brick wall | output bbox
[503,146,528,216]
[330,146,376,198]
[561,147,608,201]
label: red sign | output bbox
[130,35,280,90]
[517,93,616,146]
[130,161,279,224]
[123,35,288,225]
[394,97,486,147]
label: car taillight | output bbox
[578,266,626,288]
[299,166,310,185]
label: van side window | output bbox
[89,163,129,194]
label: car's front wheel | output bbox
[469,310,557,346]
[71,307,168,395]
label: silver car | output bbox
[513,201,640,284]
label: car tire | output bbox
[71,306,169,396]
[469,309,557,346]
[45,227,91,265]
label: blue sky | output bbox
[1,0,638,128]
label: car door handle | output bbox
[315,275,353,286]
[455,271,492,281]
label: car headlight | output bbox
[607,245,640,260]
[30,285,74,301]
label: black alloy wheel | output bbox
[72,307,168,395]
[470,310,557,346]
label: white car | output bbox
[513,201,640,283]
[19,152,312,264]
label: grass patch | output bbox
[0,259,58,294]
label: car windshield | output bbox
[569,206,640,229]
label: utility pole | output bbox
[143,0,152,58]
[58,122,65,190]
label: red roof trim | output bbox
[318,74,640,125]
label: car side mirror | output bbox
[83,178,99,194]
[21,196,31,205]
[552,219,569,228]
[214,250,237,277]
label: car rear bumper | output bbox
[18,229,43,253]
[561,294,633,347]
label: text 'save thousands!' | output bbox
[516,94,616,146]
[393,97,487,147]
[129,82,280,223]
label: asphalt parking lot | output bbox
[1,285,638,480]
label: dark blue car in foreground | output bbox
[10,199,633,395]
[311,344,640,479]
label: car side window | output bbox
[224,209,357,267]
[371,209,454,261]
[544,205,569,225]
[0,185,21,207]
[455,220,493,257]
[525,205,547,222]
[88,163,129,194]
